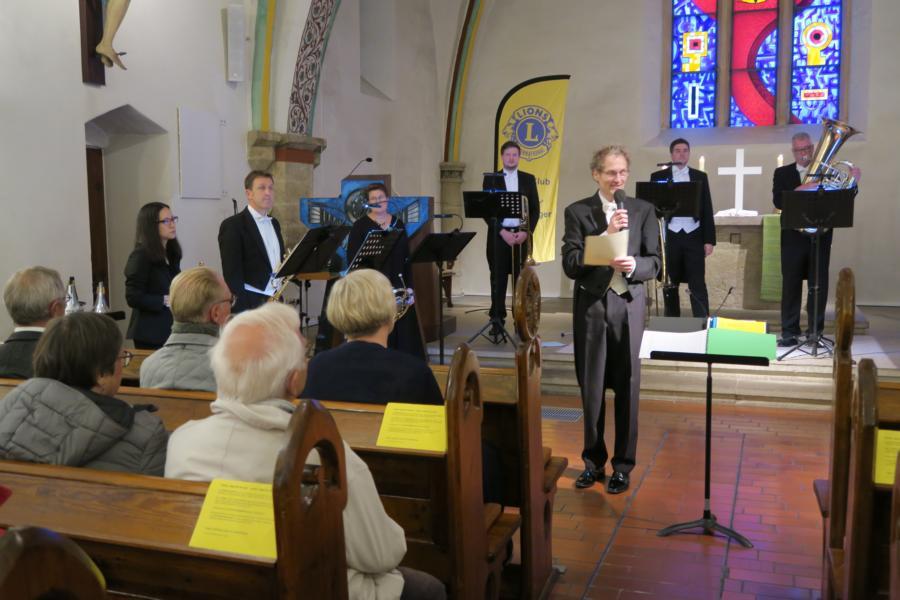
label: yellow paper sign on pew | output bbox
[376,403,447,453]
[189,479,277,559]
[712,316,767,334]
[874,428,900,485]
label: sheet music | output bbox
[584,230,629,266]
[639,329,708,359]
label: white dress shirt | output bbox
[246,205,281,296]
[598,191,631,293]
[667,165,700,234]
[501,169,523,228]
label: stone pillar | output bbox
[439,161,466,234]
[247,130,326,248]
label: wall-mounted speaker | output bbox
[225,5,245,83]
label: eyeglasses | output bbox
[158,216,179,225]
[120,350,134,367]
[215,295,237,308]
[791,145,814,154]
[601,169,630,178]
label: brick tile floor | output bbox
[542,397,828,600]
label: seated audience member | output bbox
[0,266,65,378]
[302,269,443,406]
[0,313,168,475]
[165,303,445,600]
[140,266,233,392]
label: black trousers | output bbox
[780,228,833,338]
[664,228,708,318]
[486,227,525,321]
[234,289,270,314]
[573,286,643,474]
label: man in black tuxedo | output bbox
[772,132,828,346]
[0,266,65,378]
[218,171,285,313]
[481,141,540,339]
[650,138,716,317]
[562,146,660,494]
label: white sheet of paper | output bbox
[639,329,709,359]
[584,230,629,266]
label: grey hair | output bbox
[2,266,65,326]
[210,302,306,404]
[791,132,812,143]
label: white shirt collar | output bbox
[672,164,689,176]
[247,205,271,221]
[13,326,45,333]
[503,168,517,177]
[597,190,615,209]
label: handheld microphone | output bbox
[346,156,373,179]
[231,198,237,215]
[656,161,676,167]
[613,189,628,231]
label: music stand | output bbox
[345,228,403,273]
[649,348,769,549]
[409,230,476,364]
[463,190,524,346]
[275,226,349,332]
[636,180,702,317]
[778,187,856,360]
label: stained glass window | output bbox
[670,0,718,129]
[791,0,842,124]
[729,0,778,127]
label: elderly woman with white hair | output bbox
[301,269,443,406]
[164,302,445,600]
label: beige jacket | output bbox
[165,397,407,600]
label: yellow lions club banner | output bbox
[495,75,570,263]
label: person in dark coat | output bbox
[649,138,716,317]
[124,202,182,349]
[302,268,442,406]
[0,266,66,378]
[345,183,426,359]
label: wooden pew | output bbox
[0,399,349,599]
[818,268,855,599]
[121,348,152,386]
[0,526,107,599]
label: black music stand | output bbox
[649,348,769,548]
[636,180,701,317]
[778,187,856,360]
[276,226,349,332]
[410,230,476,364]
[463,190,524,346]
[345,228,402,273]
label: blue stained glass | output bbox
[673,0,709,16]
[671,72,717,128]
[755,29,778,72]
[758,67,777,97]
[671,16,718,73]
[729,97,754,128]
[791,0,842,123]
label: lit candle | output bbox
[777,153,784,167]
[698,155,706,172]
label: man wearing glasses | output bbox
[219,171,285,312]
[562,146,660,494]
[772,132,828,347]
[140,267,233,392]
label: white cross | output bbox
[717,148,762,215]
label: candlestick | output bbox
[698,155,706,172]
[777,153,783,167]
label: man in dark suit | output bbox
[562,146,660,494]
[481,141,540,339]
[0,266,65,378]
[650,138,716,317]
[772,132,828,346]
[218,171,285,313]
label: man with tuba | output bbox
[772,128,860,347]
[482,141,541,342]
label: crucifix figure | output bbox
[717,148,762,216]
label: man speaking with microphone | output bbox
[562,146,660,493]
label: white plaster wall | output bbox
[310,0,445,204]
[269,0,313,130]
[455,0,899,305]
[0,1,256,334]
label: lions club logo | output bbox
[502,104,559,161]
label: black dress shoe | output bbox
[777,336,798,347]
[574,468,605,489]
[606,471,630,494]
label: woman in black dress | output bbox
[124,202,182,349]
[346,183,426,359]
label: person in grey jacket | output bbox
[0,312,167,475]
[140,267,233,393]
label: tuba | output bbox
[803,118,860,189]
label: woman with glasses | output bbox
[140,267,233,392]
[124,202,182,349]
[0,313,168,475]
